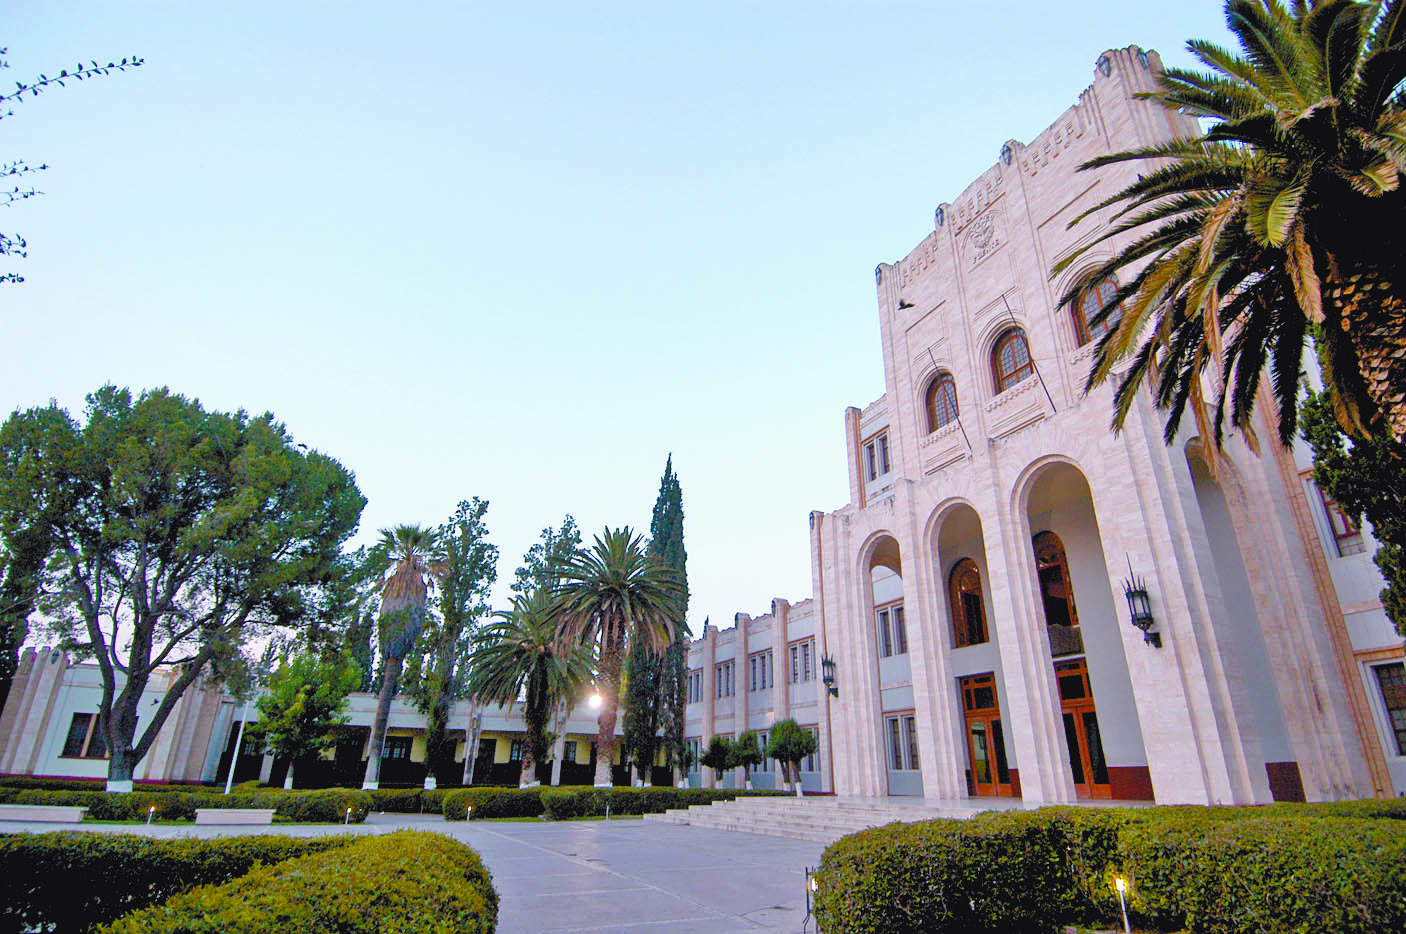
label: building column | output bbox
[700,622,717,788]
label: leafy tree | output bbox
[249,651,360,789]
[623,455,690,786]
[362,524,442,790]
[467,587,592,787]
[700,734,732,785]
[0,403,84,717]
[1053,0,1406,445]
[554,527,683,786]
[404,498,497,787]
[766,719,818,796]
[2,46,142,284]
[731,729,764,788]
[1302,389,1406,636]
[511,514,582,597]
[6,386,364,789]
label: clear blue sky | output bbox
[4,2,1233,635]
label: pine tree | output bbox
[622,456,690,785]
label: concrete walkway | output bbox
[0,814,827,933]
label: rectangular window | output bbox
[875,603,907,658]
[1374,662,1406,756]
[755,731,769,771]
[803,729,819,773]
[715,661,734,697]
[384,736,412,760]
[862,432,892,483]
[61,713,93,758]
[686,737,700,772]
[877,607,892,657]
[60,713,107,759]
[748,651,772,691]
[789,642,815,682]
[885,714,919,771]
[1303,470,1368,557]
[802,641,813,681]
[790,645,800,683]
[892,606,907,655]
[686,670,701,704]
[509,739,524,761]
[564,740,577,763]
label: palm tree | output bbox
[362,524,442,790]
[1054,0,1406,445]
[554,527,683,787]
[466,587,593,787]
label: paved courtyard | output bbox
[0,813,827,933]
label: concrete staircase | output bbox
[643,795,1017,844]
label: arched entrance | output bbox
[933,502,1017,797]
[865,535,921,797]
[1024,461,1150,801]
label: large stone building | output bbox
[684,46,1406,803]
[2,47,1403,802]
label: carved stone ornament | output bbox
[967,211,1001,264]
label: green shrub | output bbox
[0,778,216,793]
[6,787,371,823]
[366,787,454,814]
[443,786,544,820]
[1116,815,1406,933]
[97,830,497,934]
[814,804,1406,934]
[0,831,350,933]
[537,786,786,820]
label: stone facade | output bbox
[685,46,1406,803]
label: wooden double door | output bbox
[960,673,1013,796]
[1055,658,1111,798]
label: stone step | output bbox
[643,796,988,844]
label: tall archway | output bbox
[933,502,1016,797]
[1024,461,1151,800]
[864,535,920,796]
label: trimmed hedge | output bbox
[3,787,372,823]
[0,777,216,793]
[97,830,497,934]
[814,803,1406,934]
[367,787,454,814]
[442,785,786,821]
[0,831,351,934]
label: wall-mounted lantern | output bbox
[1122,572,1160,648]
[820,656,839,697]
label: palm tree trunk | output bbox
[593,631,624,788]
[1328,263,1406,439]
[362,656,403,790]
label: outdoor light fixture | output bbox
[820,656,838,697]
[803,866,818,933]
[1122,558,1160,648]
[588,693,603,710]
[1115,877,1131,934]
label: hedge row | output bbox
[366,787,454,814]
[814,804,1406,934]
[0,777,217,793]
[441,785,787,821]
[0,832,351,934]
[97,830,498,934]
[0,787,372,823]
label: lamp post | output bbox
[820,656,838,698]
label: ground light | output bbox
[466,805,473,820]
[146,806,154,825]
[344,807,352,825]
[1115,876,1131,934]
[803,866,818,933]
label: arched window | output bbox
[1033,531,1083,656]
[992,328,1035,393]
[925,374,960,432]
[1073,275,1122,346]
[949,559,990,648]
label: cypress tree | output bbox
[622,456,690,785]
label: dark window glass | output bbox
[926,375,960,431]
[1062,713,1085,784]
[993,329,1035,393]
[1074,276,1122,346]
[1374,662,1406,755]
[61,713,92,758]
[991,718,1010,784]
[950,559,989,647]
[85,718,107,759]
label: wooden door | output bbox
[1055,659,1111,798]
[960,673,1013,797]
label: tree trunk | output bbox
[462,699,482,786]
[1327,262,1406,439]
[593,633,624,788]
[519,749,538,788]
[283,762,295,790]
[362,655,403,790]
[106,745,137,793]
